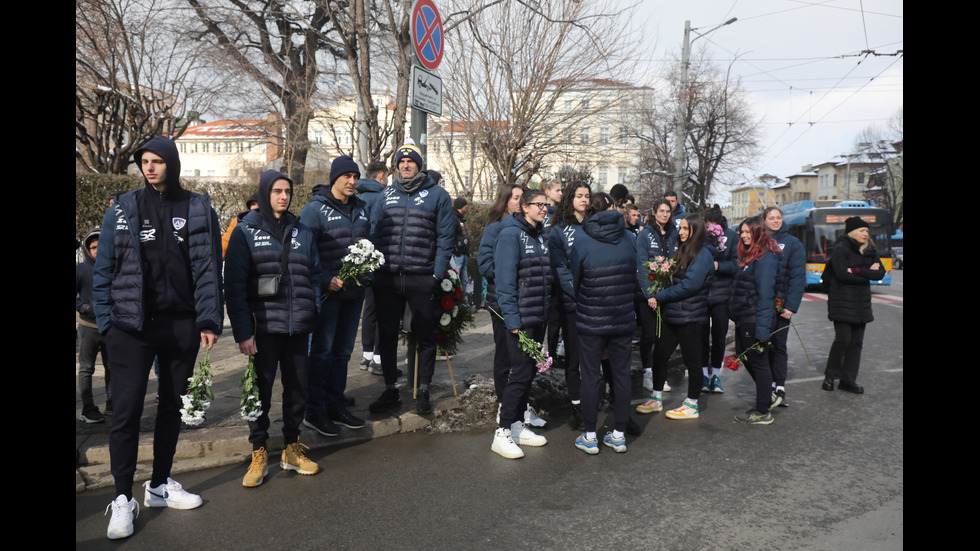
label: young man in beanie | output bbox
[368,143,454,415]
[301,155,371,435]
[93,136,223,539]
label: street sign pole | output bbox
[409,0,444,165]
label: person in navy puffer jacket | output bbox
[490,189,552,459]
[763,206,806,406]
[634,199,678,392]
[225,170,323,485]
[300,155,371,437]
[700,207,739,394]
[368,143,455,416]
[729,216,782,424]
[549,181,591,429]
[477,183,523,402]
[636,213,714,421]
[568,193,637,454]
[354,160,390,374]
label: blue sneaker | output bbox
[710,374,724,393]
[575,433,599,455]
[701,375,711,393]
[602,432,627,453]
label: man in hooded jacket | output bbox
[94,136,223,540]
[77,227,111,423]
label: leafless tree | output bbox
[76,0,223,174]
[633,52,760,212]
[440,0,641,195]
[854,110,903,226]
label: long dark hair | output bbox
[487,183,524,223]
[673,213,708,271]
[738,216,781,267]
[644,198,674,232]
[552,182,591,228]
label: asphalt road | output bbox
[76,272,903,550]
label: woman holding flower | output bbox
[636,213,713,420]
[490,189,553,459]
[634,199,679,392]
[728,216,782,425]
[568,193,637,454]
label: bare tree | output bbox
[854,111,903,226]
[440,0,640,194]
[633,52,760,212]
[76,0,222,174]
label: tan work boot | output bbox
[243,447,269,487]
[280,441,319,475]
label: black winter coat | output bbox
[826,236,885,324]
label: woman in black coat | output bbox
[822,216,886,394]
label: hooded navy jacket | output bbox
[355,178,386,218]
[493,213,552,331]
[92,136,223,334]
[300,185,370,302]
[569,211,637,336]
[76,227,101,325]
[654,246,714,326]
[371,172,454,278]
[224,171,321,342]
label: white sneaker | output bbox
[143,477,203,510]
[525,404,547,427]
[663,380,672,392]
[642,371,654,392]
[491,428,524,459]
[105,494,138,540]
[510,421,548,447]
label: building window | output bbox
[857,172,865,184]
[193,169,200,177]
[618,126,629,145]
[599,126,609,145]
[580,127,590,144]
[314,131,322,144]
[207,170,215,177]
[833,174,838,186]
[431,140,440,152]
[617,165,629,184]
[224,143,232,153]
[564,100,573,111]
[202,143,208,153]
[597,166,608,186]
[191,143,198,153]
[581,100,590,110]
[236,142,244,153]
[179,143,186,153]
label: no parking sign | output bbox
[411,0,444,71]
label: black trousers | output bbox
[374,273,437,387]
[653,321,704,400]
[580,333,632,432]
[768,316,791,386]
[249,333,310,448]
[825,321,866,385]
[360,286,380,356]
[498,326,544,428]
[558,299,582,402]
[106,313,198,497]
[735,323,773,414]
[701,302,730,369]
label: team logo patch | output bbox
[778,243,785,250]
[291,228,299,238]
[172,217,187,230]
[419,189,428,198]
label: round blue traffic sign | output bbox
[411,0,444,71]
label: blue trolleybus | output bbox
[779,200,893,288]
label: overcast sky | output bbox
[625,0,903,187]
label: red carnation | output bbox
[441,296,455,310]
[455,287,462,299]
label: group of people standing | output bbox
[89,138,455,540]
[83,133,886,537]
[477,179,826,460]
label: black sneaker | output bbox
[626,416,643,436]
[80,409,105,424]
[775,388,788,407]
[416,389,433,415]
[303,411,341,437]
[344,395,356,407]
[328,406,366,429]
[104,400,113,415]
[369,388,402,413]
